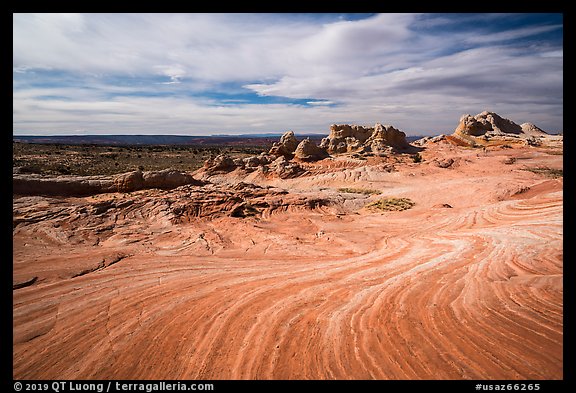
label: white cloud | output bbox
[465,24,562,44]
[13,13,563,135]
[306,101,335,106]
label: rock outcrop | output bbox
[197,123,413,179]
[365,124,410,154]
[13,169,202,196]
[455,111,523,136]
[268,131,299,158]
[294,138,329,161]
[204,154,237,174]
[319,123,410,155]
[520,123,548,136]
[199,151,307,179]
[319,124,373,154]
[269,156,306,179]
[413,134,446,146]
[434,158,455,169]
[451,111,550,147]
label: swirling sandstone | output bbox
[13,142,562,379]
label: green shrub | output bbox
[338,188,380,195]
[366,197,415,211]
[522,167,563,178]
[411,153,422,163]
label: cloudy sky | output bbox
[13,13,563,136]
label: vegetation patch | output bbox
[366,197,415,211]
[411,153,423,163]
[544,149,563,156]
[338,187,381,195]
[522,167,563,178]
[13,142,268,176]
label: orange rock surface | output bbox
[13,141,563,379]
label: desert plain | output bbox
[13,113,563,380]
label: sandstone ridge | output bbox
[13,169,203,196]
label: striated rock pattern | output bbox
[13,169,203,196]
[13,142,563,380]
[13,120,565,381]
[269,156,306,179]
[168,182,330,221]
[320,123,410,155]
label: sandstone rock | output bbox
[13,276,38,290]
[204,154,237,173]
[434,158,454,168]
[413,134,446,146]
[320,123,409,155]
[114,170,145,192]
[279,131,298,152]
[269,155,306,179]
[142,169,199,190]
[524,136,542,147]
[13,175,111,196]
[257,153,273,165]
[520,123,548,136]
[365,123,410,155]
[454,111,540,138]
[454,114,488,136]
[243,156,263,168]
[13,169,202,196]
[319,124,372,154]
[294,138,329,161]
[166,183,331,222]
[268,131,299,157]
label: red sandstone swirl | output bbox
[13,154,562,380]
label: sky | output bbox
[13,13,563,136]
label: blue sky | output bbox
[13,13,563,136]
